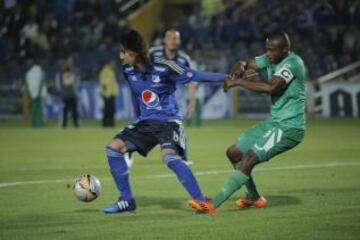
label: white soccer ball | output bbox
[72,174,101,202]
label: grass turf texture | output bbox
[0,119,359,240]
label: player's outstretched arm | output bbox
[191,70,228,82]
[157,58,227,84]
[223,75,286,95]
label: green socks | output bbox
[213,170,249,208]
[245,175,261,200]
[232,163,260,201]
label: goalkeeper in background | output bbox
[189,32,307,214]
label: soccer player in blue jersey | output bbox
[102,29,226,213]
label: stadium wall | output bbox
[312,83,360,117]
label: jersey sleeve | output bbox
[167,65,226,84]
[273,59,299,84]
[255,54,270,69]
[167,65,195,84]
[154,58,226,84]
[153,58,193,84]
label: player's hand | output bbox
[229,61,246,78]
[223,74,237,92]
[243,69,259,80]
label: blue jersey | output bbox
[149,46,192,68]
[123,58,197,122]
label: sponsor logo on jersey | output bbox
[153,66,167,72]
[141,90,160,108]
[151,75,161,83]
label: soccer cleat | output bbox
[187,198,219,215]
[235,195,267,208]
[102,198,136,213]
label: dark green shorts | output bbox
[235,121,305,161]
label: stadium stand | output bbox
[155,0,360,78]
[0,0,148,85]
[1,0,359,83]
[0,0,359,119]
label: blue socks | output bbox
[106,147,204,202]
[106,146,133,201]
[163,154,205,201]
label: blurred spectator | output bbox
[164,0,359,79]
[41,13,59,52]
[54,0,75,24]
[22,19,39,40]
[25,59,46,128]
[313,0,336,28]
[350,0,360,30]
[342,26,359,63]
[99,59,118,127]
[4,0,17,9]
[32,27,50,55]
[334,0,350,28]
[55,57,80,128]
[288,3,314,35]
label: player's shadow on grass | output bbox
[74,209,100,213]
[265,195,300,207]
[136,195,185,211]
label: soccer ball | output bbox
[72,174,101,202]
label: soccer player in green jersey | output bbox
[188,32,306,214]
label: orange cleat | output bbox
[188,198,219,215]
[235,195,267,208]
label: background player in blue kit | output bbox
[149,28,197,119]
[150,28,197,165]
[102,29,226,213]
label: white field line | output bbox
[0,161,359,189]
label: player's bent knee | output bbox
[107,138,127,153]
[239,150,260,175]
[226,145,242,163]
[161,148,176,156]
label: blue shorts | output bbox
[114,120,187,158]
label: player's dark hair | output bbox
[268,31,291,49]
[119,29,151,67]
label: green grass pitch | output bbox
[0,118,359,240]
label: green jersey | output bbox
[255,52,306,130]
